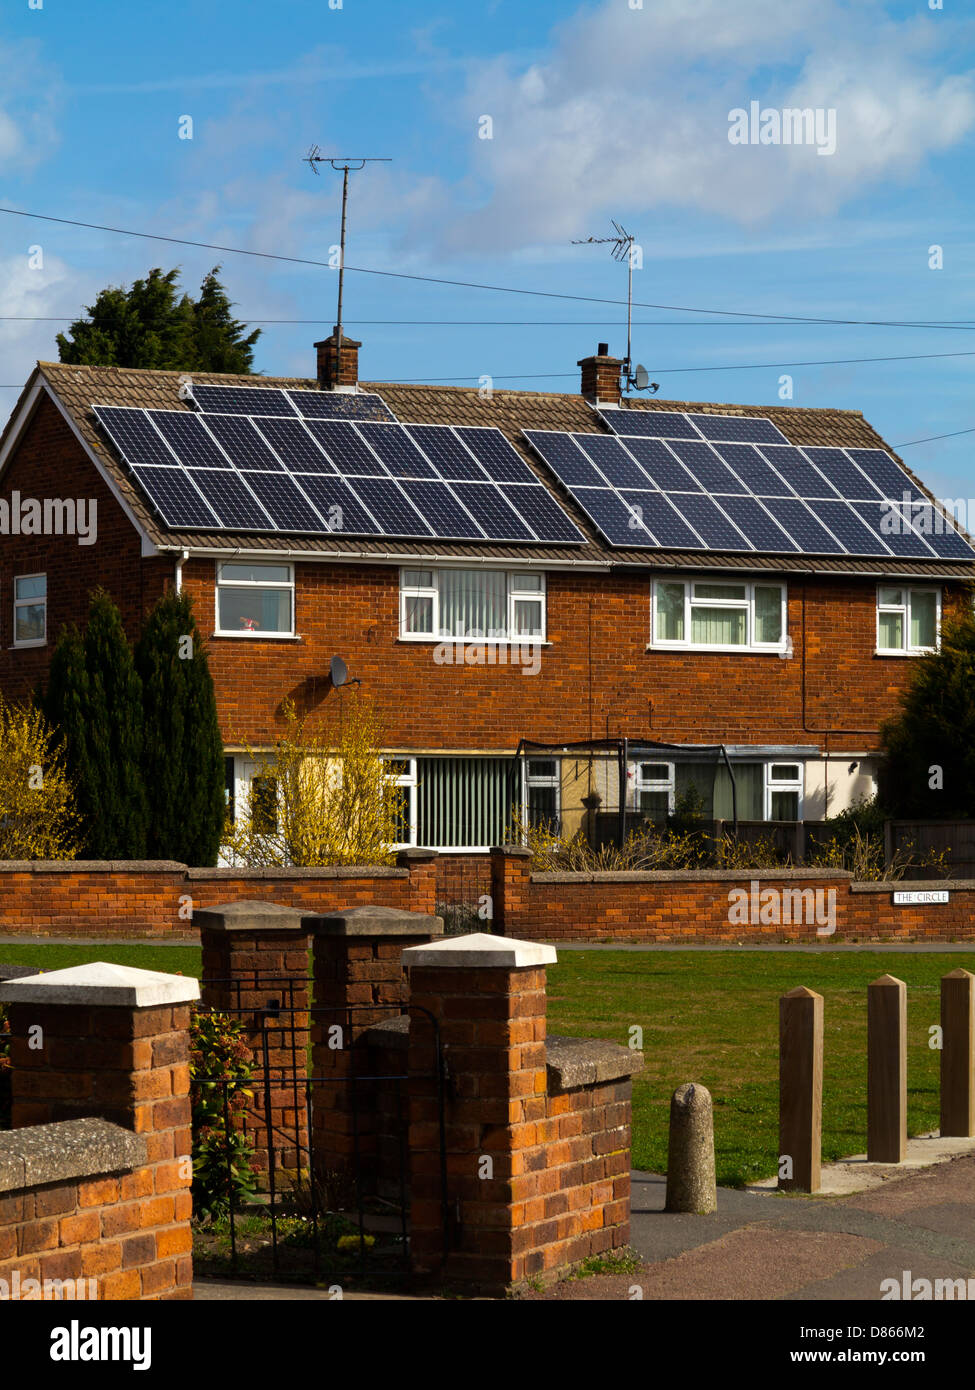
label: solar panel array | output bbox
[521,409,974,560]
[189,384,398,422]
[93,402,586,544]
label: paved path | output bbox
[626,1154,975,1300]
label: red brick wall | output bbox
[0,395,170,700]
[0,861,434,937]
[492,852,975,943]
[0,1165,192,1301]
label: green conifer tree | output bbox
[135,591,226,865]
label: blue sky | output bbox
[2,0,975,497]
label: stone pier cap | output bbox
[0,960,200,1007]
[402,932,556,969]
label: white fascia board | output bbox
[157,543,608,573]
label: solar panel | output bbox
[449,484,535,542]
[285,390,396,422]
[357,423,439,479]
[668,493,754,551]
[810,501,893,556]
[759,497,845,553]
[396,480,485,539]
[202,414,286,471]
[688,414,789,445]
[848,503,936,559]
[454,427,539,483]
[148,411,233,471]
[305,420,388,476]
[666,439,749,494]
[618,491,706,549]
[94,406,180,469]
[186,469,275,530]
[621,437,702,492]
[129,466,218,528]
[347,476,433,536]
[758,445,841,499]
[575,435,653,489]
[508,485,593,543]
[598,408,700,439]
[405,425,489,481]
[923,521,975,561]
[715,495,797,551]
[713,443,795,497]
[569,487,658,546]
[191,385,297,416]
[243,472,329,531]
[253,417,336,473]
[292,475,381,536]
[801,448,885,500]
[524,431,606,488]
[846,449,926,503]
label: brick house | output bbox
[0,332,970,864]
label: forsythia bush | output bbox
[0,695,79,859]
[222,694,404,868]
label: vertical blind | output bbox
[417,757,518,848]
[438,570,507,638]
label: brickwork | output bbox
[0,859,434,938]
[405,941,637,1293]
[0,966,197,1301]
[491,849,975,942]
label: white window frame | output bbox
[651,578,787,653]
[763,762,804,821]
[875,584,941,655]
[523,757,561,828]
[631,760,675,816]
[12,572,47,649]
[214,561,295,638]
[399,567,547,644]
[385,756,418,849]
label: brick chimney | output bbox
[315,326,361,391]
[578,342,622,403]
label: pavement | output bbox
[626,1152,975,1300]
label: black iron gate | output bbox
[193,985,449,1286]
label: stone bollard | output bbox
[665,1083,717,1214]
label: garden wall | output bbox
[490,848,975,943]
[0,850,437,938]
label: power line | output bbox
[3,205,975,331]
[893,426,975,448]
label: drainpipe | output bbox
[175,550,189,594]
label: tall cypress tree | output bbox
[45,593,148,858]
[135,590,226,866]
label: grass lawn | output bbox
[4,942,970,1188]
[545,949,975,1186]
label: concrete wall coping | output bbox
[187,865,408,880]
[304,905,444,937]
[850,880,972,894]
[194,900,307,934]
[403,932,557,968]
[545,1035,645,1090]
[531,868,854,884]
[0,1118,147,1194]
[0,961,201,1008]
[0,860,188,874]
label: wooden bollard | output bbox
[941,969,975,1138]
[778,986,823,1192]
[664,1083,717,1214]
[868,974,907,1163]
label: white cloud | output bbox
[435,0,975,252]
[0,39,62,172]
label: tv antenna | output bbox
[571,221,655,395]
[304,148,392,383]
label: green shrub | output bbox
[190,1009,258,1218]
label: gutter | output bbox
[156,543,610,572]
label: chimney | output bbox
[315,326,361,391]
[578,342,622,404]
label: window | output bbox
[385,757,418,848]
[764,763,803,821]
[633,761,674,822]
[876,585,940,654]
[524,759,560,831]
[13,574,46,647]
[215,562,294,636]
[250,775,279,835]
[400,568,545,641]
[652,579,786,652]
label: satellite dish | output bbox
[330,655,348,687]
[634,365,650,391]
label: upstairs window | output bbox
[400,568,545,641]
[215,562,294,636]
[653,579,786,652]
[13,574,46,647]
[876,585,939,654]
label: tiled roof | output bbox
[10,360,972,580]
